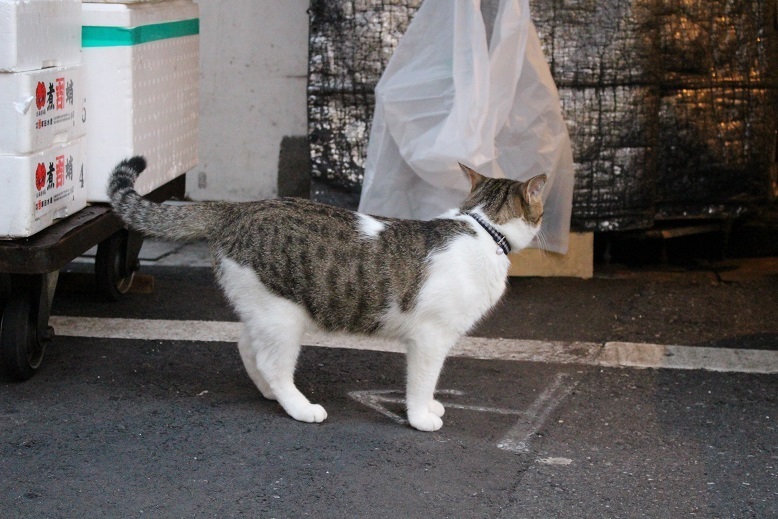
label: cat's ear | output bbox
[459,163,486,192]
[522,174,547,204]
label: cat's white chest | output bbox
[412,233,510,336]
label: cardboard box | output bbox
[509,232,594,279]
[0,0,81,72]
[81,0,199,202]
[0,65,86,155]
[0,137,88,239]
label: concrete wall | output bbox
[187,0,310,202]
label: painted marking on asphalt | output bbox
[497,373,578,453]
[50,316,241,342]
[599,342,778,373]
[349,378,576,455]
[48,316,778,374]
[348,389,409,425]
[348,389,524,427]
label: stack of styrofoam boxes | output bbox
[81,0,199,202]
[0,0,87,239]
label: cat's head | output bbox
[458,163,547,250]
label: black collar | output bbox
[465,212,511,255]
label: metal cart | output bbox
[0,177,183,381]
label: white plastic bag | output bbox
[358,0,575,253]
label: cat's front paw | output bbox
[287,403,328,424]
[408,410,443,432]
[429,399,445,418]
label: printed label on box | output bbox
[33,152,84,218]
[0,138,88,239]
[0,66,86,155]
[34,75,77,129]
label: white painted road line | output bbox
[49,316,778,374]
[50,316,242,343]
[347,386,574,454]
[497,373,578,453]
[348,388,526,427]
[598,342,778,373]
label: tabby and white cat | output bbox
[108,157,546,431]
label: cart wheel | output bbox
[96,230,136,301]
[1,292,44,381]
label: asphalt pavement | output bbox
[1,241,776,518]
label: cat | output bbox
[108,157,546,431]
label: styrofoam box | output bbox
[0,0,81,72]
[81,0,199,202]
[0,137,88,239]
[0,65,86,155]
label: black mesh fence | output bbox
[308,0,778,230]
[308,1,423,207]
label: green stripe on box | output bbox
[82,18,199,47]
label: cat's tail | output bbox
[108,156,220,241]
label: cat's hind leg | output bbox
[237,324,275,400]
[219,258,326,423]
[242,315,326,423]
